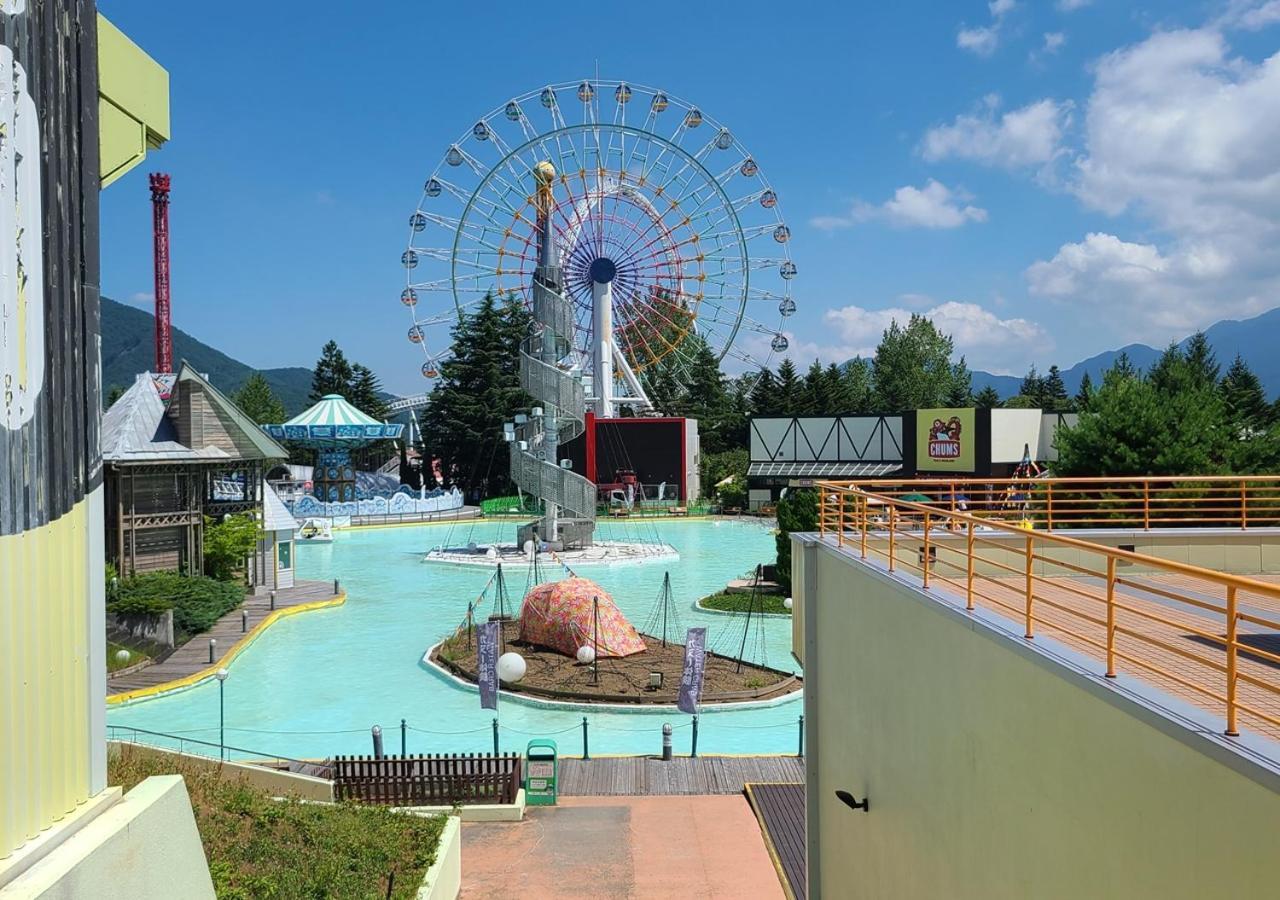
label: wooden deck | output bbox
[746,782,806,900]
[556,755,805,796]
[107,579,341,696]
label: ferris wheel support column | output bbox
[591,271,615,419]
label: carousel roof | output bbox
[261,394,403,446]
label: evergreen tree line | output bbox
[1056,335,1280,476]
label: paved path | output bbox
[557,755,805,796]
[108,579,341,696]
[460,795,785,899]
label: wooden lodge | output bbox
[102,363,288,578]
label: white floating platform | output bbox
[423,540,679,568]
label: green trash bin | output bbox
[525,739,558,806]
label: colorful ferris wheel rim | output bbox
[402,79,796,381]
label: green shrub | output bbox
[110,572,245,641]
[775,489,818,592]
[203,512,262,581]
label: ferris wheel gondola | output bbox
[401,79,797,393]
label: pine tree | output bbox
[843,358,873,413]
[974,385,1001,409]
[1220,356,1270,434]
[1075,372,1094,412]
[1183,332,1220,389]
[776,358,802,416]
[105,384,125,409]
[749,368,782,418]
[800,360,826,415]
[233,372,286,425]
[947,357,973,406]
[1018,366,1046,407]
[310,340,355,402]
[1044,365,1069,410]
[418,293,531,496]
[348,364,390,421]
[823,363,854,414]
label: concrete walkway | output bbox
[460,795,785,899]
[108,579,342,698]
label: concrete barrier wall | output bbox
[3,776,214,898]
[106,609,174,648]
[798,538,1280,899]
[107,742,334,802]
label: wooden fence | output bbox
[332,753,523,806]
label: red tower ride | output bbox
[149,172,173,374]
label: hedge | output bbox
[109,572,246,640]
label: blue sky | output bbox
[99,1,1280,394]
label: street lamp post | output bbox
[215,668,229,760]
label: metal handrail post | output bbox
[1024,533,1035,639]
[888,504,896,572]
[1105,557,1117,677]
[965,519,975,611]
[922,512,931,588]
[1225,585,1239,736]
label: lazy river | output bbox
[106,518,804,759]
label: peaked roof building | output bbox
[103,362,286,576]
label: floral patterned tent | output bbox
[519,577,647,658]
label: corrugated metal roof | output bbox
[101,374,231,462]
[262,483,298,532]
[102,363,288,463]
[747,461,902,478]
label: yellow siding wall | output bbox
[97,14,170,187]
[0,492,103,860]
[800,541,1280,898]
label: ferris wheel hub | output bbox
[588,257,617,284]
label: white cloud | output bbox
[921,95,1071,169]
[1221,1,1280,30]
[1025,27,1280,343]
[811,180,987,230]
[957,26,1000,57]
[957,0,1017,56]
[823,300,1049,374]
[127,291,154,308]
[1043,32,1066,53]
[1056,0,1092,11]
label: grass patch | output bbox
[107,640,150,673]
[109,746,446,899]
[699,591,791,615]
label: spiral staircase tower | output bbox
[509,161,596,549]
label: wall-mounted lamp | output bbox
[836,790,869,812]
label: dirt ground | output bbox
[433,618,797,703]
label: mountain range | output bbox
[101,296,315,414]
[102,294,1280,412]
[970,308,1280,399]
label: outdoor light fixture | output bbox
[514,414,528,425]
[648,672,664,690]
[531,406,544,417]
[836,790,869,812]
[503,431,515,442]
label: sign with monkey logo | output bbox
[916,408,975,472]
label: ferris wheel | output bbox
[401,78,796,391]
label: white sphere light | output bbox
[784,597,793,610]
[576,645,596,665]
[523,539,536,556]
[497,652,527,683]
[486,546,498,560]
[114,649,131,665]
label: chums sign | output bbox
[928,416,964,460]
[915,408,976,472]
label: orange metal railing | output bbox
[822,474,1280,531]
[816,481,1280,740]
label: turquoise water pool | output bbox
[106,518,804,759]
